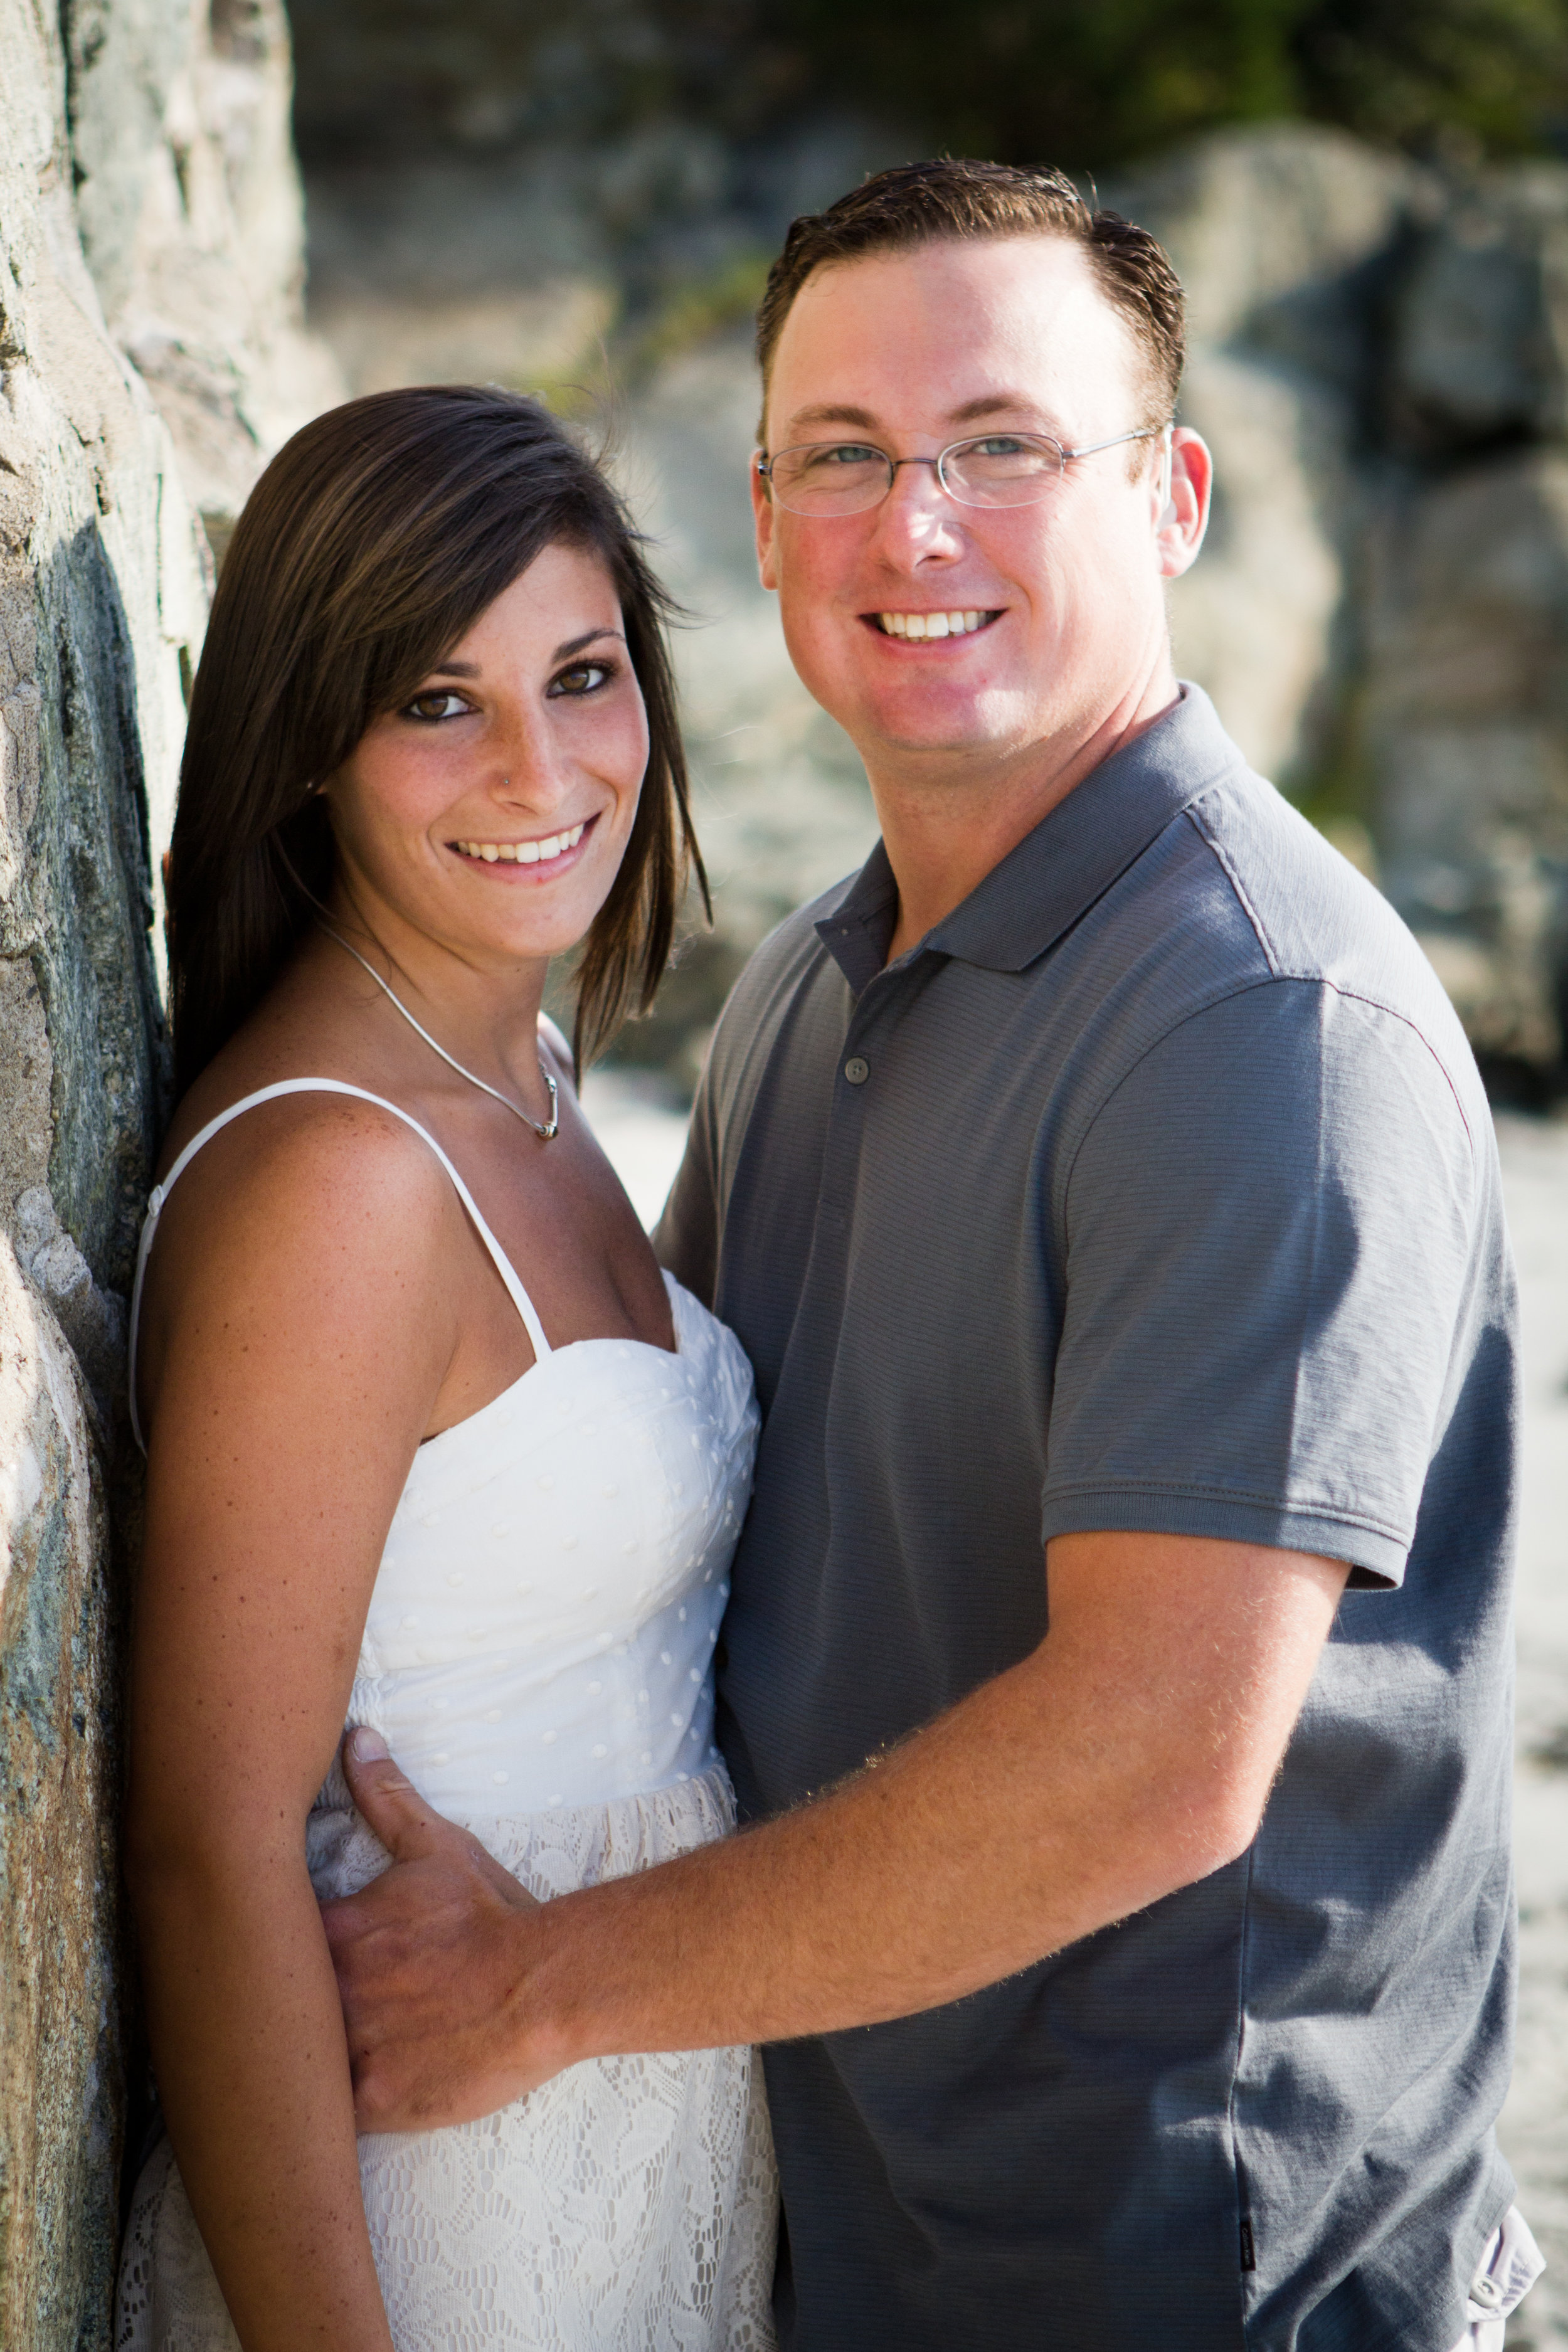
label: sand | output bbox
[1496,1114,1568,2347]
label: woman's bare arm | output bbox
[127,1098,466,2351]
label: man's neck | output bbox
[876,666,1181,965]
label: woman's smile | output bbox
[447,815,595,874]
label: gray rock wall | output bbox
[1108,127,1568,1080]
[0,0,337,2331]
[66,0,342,559]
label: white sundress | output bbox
[114,1078,779,2350]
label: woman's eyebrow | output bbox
[424,627,623,682]
[554,627,625,660]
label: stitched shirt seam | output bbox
[1040,1476,1411,1544]
[1182,802,1476,1158]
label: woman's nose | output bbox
[490,718,573,810]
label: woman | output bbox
[114,386,777,2349]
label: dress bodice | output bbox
[342,1269,758,1821]
[128,1076,760,1826]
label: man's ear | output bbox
[1157,428,1212,581]
[751,453,778,592]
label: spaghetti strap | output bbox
[128,1079,552,1453]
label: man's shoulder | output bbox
[1182,768,1478,1088]
[1038,751,1488,1161]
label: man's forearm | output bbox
[335,1536,1348,2126]
[521,1653,1212,2070]
[514,1535,1347,2072]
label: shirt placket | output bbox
[807,965,908,1256]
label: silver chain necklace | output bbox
[320,924,559,1142]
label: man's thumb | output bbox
[341,1726,450,1860]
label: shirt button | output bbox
[844,1056,869,1086]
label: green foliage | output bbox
[764,0,1568,168]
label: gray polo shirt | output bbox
[655,686,1518,2352]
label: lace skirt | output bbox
[116,1764,778,2350]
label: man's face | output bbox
[753,235,1204,771]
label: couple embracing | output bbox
[115,160,1539,2351]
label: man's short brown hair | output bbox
[755,157,1185,446]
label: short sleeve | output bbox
[1040,978,1479,1587]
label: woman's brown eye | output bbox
[553,663,609,696]
[406,691,469,722]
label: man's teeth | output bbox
[877,610,992,638]
[457,822,586,865]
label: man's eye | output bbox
[551,662,611,697]
[818,443,882,469]
[968,436,1030,456]
[403,691,471,722]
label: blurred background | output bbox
[94,0,1568,1099]
[48,0,1568,2338]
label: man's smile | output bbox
[867,609,1003,640]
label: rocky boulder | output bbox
[1,0,338,2329]
[1362,449,1568,1063]
[1103,126,1428,786]
[1390,166,1568,453]
[66,0,342,559]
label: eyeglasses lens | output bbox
[767,436,1067,515]
[768,445,890,514]
[942,438,1065,506]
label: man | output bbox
[328,162,1540,2348]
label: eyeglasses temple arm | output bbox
[1061,425,1172,462]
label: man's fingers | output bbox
[340,1725,457,1862]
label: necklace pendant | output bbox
[535,1064,560,1142]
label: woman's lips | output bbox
[449,817,593,871]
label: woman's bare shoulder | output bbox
[137,1086,462,1458]
[149,1082,460,1316]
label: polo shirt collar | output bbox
[817,685,1248,988]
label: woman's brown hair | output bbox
[167,384,706,1093]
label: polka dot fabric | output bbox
[342,1274,756,1820]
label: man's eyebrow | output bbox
[781,404,881,437]
[947,392,1051,425]
[780,394,1057,440]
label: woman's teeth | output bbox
[456,822,586,865]
[877,610,993,639]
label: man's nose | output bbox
[870,460,966,558]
